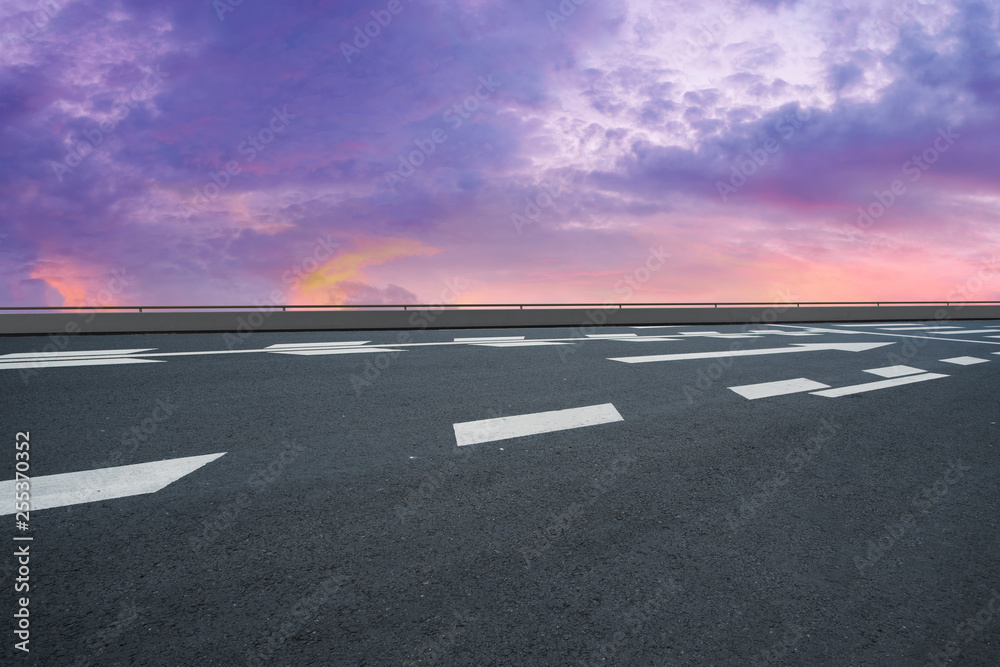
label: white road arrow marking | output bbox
[0,452,226,515]
[0,349,164,369]
[264,341,396,355]
[0,358,163,370]
[266,342,372,349]
[609,342,895,364]
[0,349,158,359]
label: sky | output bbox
[1,0,999,308]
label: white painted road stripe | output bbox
[668,331,761,339]
[0,348,157,359]
[454,336,526,342]
[266,342,371,349]
[677,332,761,338]
[698,334,762,339]
[585,333,638,338]
[0,358,164,370]
[878,326,962,331]
[729,378,831,400]
[941,356,990,365]
[0,453,226,515]
[609,342,894,364]
[774,324,1000,346]
[863,365,925,378]
[266,347,406,356]
[472,341,570,347]
[793,327,865,335]
[934,329,1000,335]
[15,320,1000,374]
[454,404,623,446]
[810,373,948,398]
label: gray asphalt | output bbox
[2,321,999,666]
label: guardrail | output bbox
[2,301,1000,312]
[3,302,999,335]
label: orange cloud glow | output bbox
[291,237,439,304]
[29,257,128,307]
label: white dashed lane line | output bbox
[470,341,571,347]
[453,336,526,342]
[265,342,406,356]
[775,324,1000,346]
[810,373,949,398]
[609,342,893,364]
[877,326,963,331]
[453,404,624,446]
[729,352,992,400]
[862,365,926,378]
[934,329,1000,335]
[729,378,831,400]
[941,356,991,365]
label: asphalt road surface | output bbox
[2,320,999,666]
